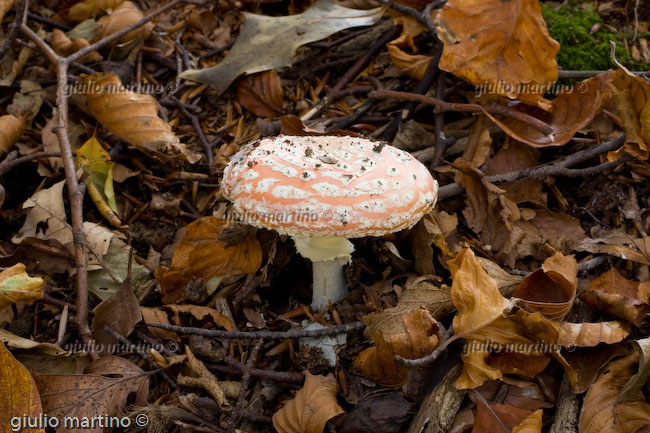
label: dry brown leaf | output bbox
[51,29,102,62]
[164,304,236,331]
[460,115,492,169]
[236,70,284,117]
[91,276,142,351]
[180,346,230,408]
[485,141,545,207]
[619,338,650,403]
[141,307,180,341]
[0,263,45,310]
[356,308,442,388]
[449,249,540,388]
[0,114,25,155]
[577,230,650,265]
[34,356,149,433]
[363,277,453,343]
[386,45,432,80]
[512,409,543,433]
[0,328,66,356]
[472,399,536,433]
[436,0,559,111]
[512,252,577,321]
[580,268,650,328]
[579,352,650,433]
[607,64,650,161]
[563,343,629,394]
[482,72,614,147]
[81,73,199,162]
[0,0,15,23]
[558,321,630,347]
[272,371,344,433]
[66,0,123,22]
[0,343,43,433]
[93,1,152,45]
[154,217,262,304]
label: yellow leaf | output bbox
[0,263,45,310]
[272,371,344,433]
[76,136,121,226]
[0,343,43,433]
[436,0,560,111]
[512,409,543,433]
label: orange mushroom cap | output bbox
[222,135,438,237]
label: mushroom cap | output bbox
[221,135,438,238]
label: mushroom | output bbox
[221,135,438,311]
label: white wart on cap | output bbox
[222,135,439,310]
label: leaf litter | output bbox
[0,0,650,432]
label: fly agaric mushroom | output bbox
[221,135,438,310]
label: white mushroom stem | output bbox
[292,235,355,311]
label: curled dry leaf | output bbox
[0,114,25,155]
[51,29,102,62]
[93,1,153,45]
[482,72,614,147]
[386,15,433,80]
[164,304,236,331]
[81,73,199,162]
[34,356,149,433]
[0,263,45,310]
[579,352,650,433]
[154,217,262,304]
[0,343,42,432]
[355,308,442,388]
[580,268,650,328]
[272,371,345,433]
[436,0,559,111]
[512,251,577,321]
[236,70,284,117]
[619,337,650,402]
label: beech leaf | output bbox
[179,0,383,94]
[154,217,262,304]
[436,0,560,111]
[34,356,149,433]
[579,353,650,433]
[272,371,345,433]
[236,70,284,117]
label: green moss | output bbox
[541,3,649,71]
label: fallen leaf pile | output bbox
[2,0,650,432]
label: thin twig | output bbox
[0,0,28,60]
[145,321,364,340]
[371,89,554,136]
[0,151,61,176]
[228,339,263,432]
[436,135,627,201]
[208,361,304,384]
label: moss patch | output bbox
[541,3,649,71]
